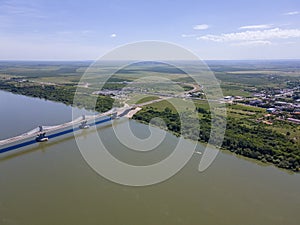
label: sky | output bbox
[0,0,300,60]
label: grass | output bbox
[136,96,160,104]
[268,121,300,145]
[228,104,266,113]
[126,94,159,105]
[193,100,210,111]
[144,98,197,113]
[31,76,80,84]
[221,84,253,97]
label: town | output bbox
[223,82,300,125]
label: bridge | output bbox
[0,107,131,153]
[0,96,171,154]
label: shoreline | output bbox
[1,88,299,173]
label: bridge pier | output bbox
[36,126,48,142]
[79,115,90,129]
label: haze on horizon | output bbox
[0,0,300,61]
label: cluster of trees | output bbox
[134,107,181,135]
[133,106,300,172]
[223,118,300,171]
[0,80,114,113]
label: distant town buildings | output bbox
[225,83,300,125]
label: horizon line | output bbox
[0,58,300,62]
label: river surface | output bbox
[0,90,300,225]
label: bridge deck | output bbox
[0,108,129,147]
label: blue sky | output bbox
[0,0,300,60]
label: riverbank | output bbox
[125,107,142,118]
[0,80,114,113]
[133,105,300,172]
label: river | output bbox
[0,90,299,225]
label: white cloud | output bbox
[193,24,209,30]
[284,11,299,16]
[110,33,117,38]
[239,24,273,30]
[181,34,197,38]
[198,28,300,42]
[231,40,273,46]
